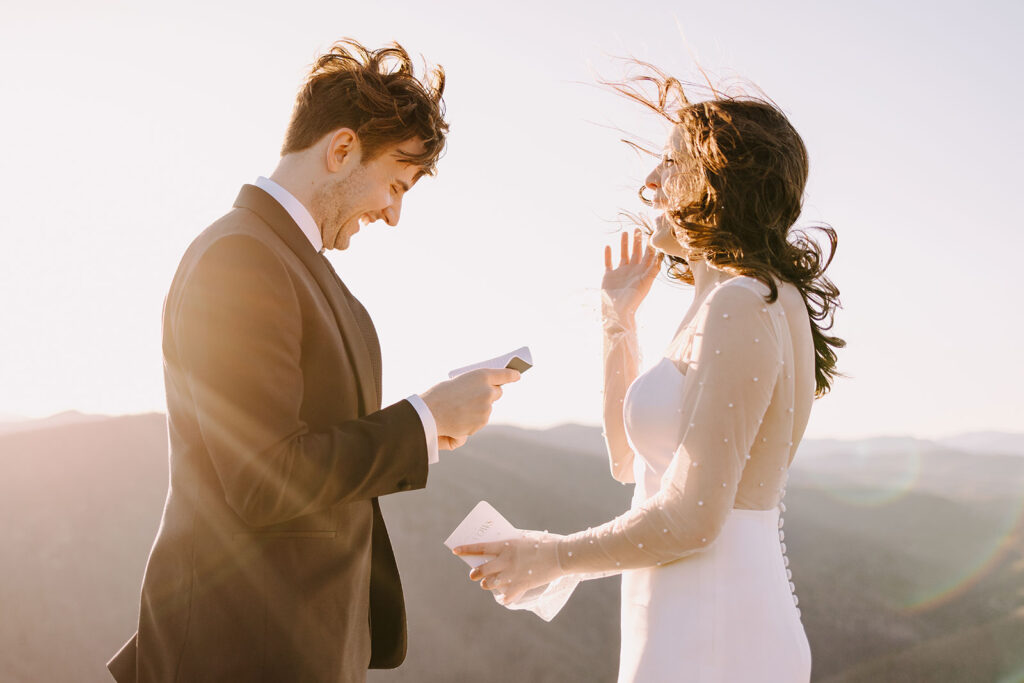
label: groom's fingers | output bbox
[423,368,522,438]
[479,368,521,386]
[438,435,467,450]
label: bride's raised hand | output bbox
[602,228,661,322]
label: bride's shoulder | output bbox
[699,275,790,323]
[714,274,774,301]
[693,279,769,329]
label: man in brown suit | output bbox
[108,40,519,682]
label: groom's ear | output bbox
[324,128,360,173]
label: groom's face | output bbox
[315,137,428,250]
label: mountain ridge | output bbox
[4,411,1021,457]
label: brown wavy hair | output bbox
[282,38,448,173]
[615,64,845,396]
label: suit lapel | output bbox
[233,184,378,413]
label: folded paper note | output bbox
[448,346,533,379]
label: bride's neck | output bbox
[689,258,733,300]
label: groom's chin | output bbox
[332,223,362,250]
[331,232,353,251]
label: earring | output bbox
[638,185,655,206]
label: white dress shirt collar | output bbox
[255,176,323,254]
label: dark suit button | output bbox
[397,479,411,491]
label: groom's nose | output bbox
[382,196,402,227]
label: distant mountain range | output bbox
[0,410,112,436]
[3,411,1022,457]
[0,414,1021,682]
[485,423,1024,461]
[936,431,1024,459]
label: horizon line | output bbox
[1,409,1021,444]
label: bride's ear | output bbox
[324,128,360,172]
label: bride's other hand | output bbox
[453,531,565,604]
[602,228,661,321]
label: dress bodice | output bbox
[623,357,688,504]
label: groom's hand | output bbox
[421,368,521,443]
[438,435,467,451]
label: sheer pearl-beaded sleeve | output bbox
[601,290,642,484]
[556,282,782,572]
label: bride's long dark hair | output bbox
[614,63,845,397]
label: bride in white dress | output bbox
[454,70,844,682]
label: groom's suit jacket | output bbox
[108,185,429,683]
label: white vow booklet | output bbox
[448,346,533,379]
[445,501,580,622]
[443,500,521,569]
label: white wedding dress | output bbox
[555,276,813,682]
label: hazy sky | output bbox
[1,0,1021,439]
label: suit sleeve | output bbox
[554,283,782,572]
[172,234,427,527]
